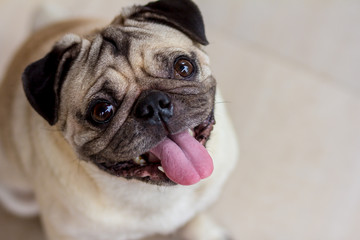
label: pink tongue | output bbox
[150,130,213,185]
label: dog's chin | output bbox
[94,113,215,186]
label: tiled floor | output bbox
[1,0,359,239]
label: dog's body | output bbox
[0,1,238,239]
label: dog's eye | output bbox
[91,101,114,124]
[174,58,195,79]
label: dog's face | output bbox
[22,0,216,186]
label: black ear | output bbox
[129,0,208,45]
[22,34,81,125]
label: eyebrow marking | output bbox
[94,40,107,64]
[98,81,120,102]
[101,29,131,63]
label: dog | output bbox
[0,0,238,239]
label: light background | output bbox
[0,0,360,239]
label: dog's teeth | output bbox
[158,166,165,173]
[188,128,195,137]
[134,156,146,166]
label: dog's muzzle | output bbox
[95,90,216,186]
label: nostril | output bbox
[136,104,154,119]
[146,105,154,116]
[144,105,155,118]
[159,99,171,109]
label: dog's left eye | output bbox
[91,101,115,124]
[174,57,195,79]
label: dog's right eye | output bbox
[90,101,115,124]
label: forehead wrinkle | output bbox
[101,26,142,61]
[80,56,132,102]
[101,67,132,101]
[84,35,103,68]
[69,38,106,98]
[81,67,132,109]
[121,22,155,38]
[82,69,107,103]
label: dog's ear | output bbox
[22,34,81,125]
[120,0,208,45]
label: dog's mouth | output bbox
[95,113,215,186]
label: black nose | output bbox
[135,90,173,125]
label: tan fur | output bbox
[0,8,238,240]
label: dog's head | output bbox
[22,0,216,186]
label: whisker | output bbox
[215,101,231,104]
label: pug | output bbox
[0,0,238,239]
